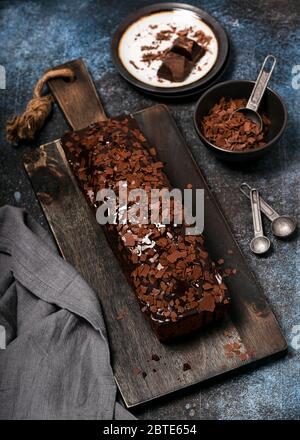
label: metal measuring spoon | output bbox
[249,188,271,255]
[231,55,276,131]
[240,183,297,238]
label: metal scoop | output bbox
[231,55,276,131]
[240,183,297,238]
[249,188,271,255]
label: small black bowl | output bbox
[194,80,287,162]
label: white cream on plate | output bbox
[118,10,219,88]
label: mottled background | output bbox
[0,0,299,420]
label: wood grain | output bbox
[23,103,287,407]
[47,59,107,129]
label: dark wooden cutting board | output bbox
[23,59,287,408]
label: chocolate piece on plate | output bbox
[171,37,205,63]
[157,52,193,82]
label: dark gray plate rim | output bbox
[111,2,230,96]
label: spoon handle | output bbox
[240,182,279,222]
[240,182,279,221]
[250,189,264,238]
[246,55,276,112]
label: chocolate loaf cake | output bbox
[61,116,230,342]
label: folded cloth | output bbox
[0,205,134,420]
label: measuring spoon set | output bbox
[240,183,297,255]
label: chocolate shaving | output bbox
[201,97,271,151]
[156,29,173,41]
[129,60,140,70]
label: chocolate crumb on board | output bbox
[133,367,142,376]
[149,147,157,156]
[223,340,251,362]
[222,267,237,278]
[214,256,237,279]
[239,353,248,362]
[142,371,147,379]
[151,354,160,362]
[115,308,128,320]
[183,363,192,371]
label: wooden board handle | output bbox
[47,58,107,130]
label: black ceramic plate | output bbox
[111,3,230,97]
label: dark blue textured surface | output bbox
[0,0,299,420]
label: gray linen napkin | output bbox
[0,205,134,420]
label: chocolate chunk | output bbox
[123,232,136,247]
[171,37,205,62]
[133,367,141,376]
[116,308,128,320]
[157,52,193,82]
[198,294,215,312]
[167,250,187,263]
